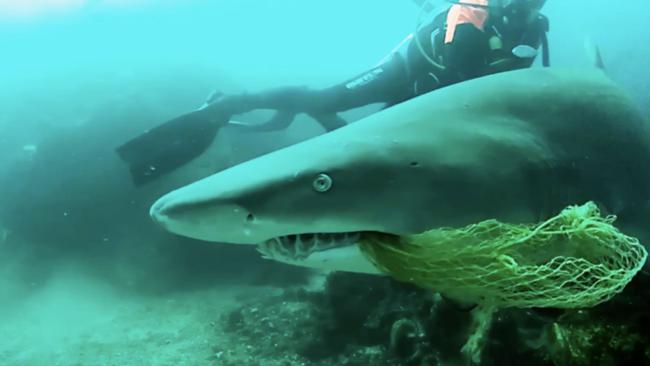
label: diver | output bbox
[117,0,550,186]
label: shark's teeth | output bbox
[257,232,361,261]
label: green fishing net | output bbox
[359,202,648,309]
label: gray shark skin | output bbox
[150,68,650,272]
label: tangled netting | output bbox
[359,202,648,309]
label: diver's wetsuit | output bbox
[216,6,549,130]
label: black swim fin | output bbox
[116,107,226,187]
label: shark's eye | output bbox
[312,173,333,193]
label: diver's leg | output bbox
[308,53,414,113]
[212,54,413,130]
[307,112,348,132]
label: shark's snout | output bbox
[149,191,260,244]
[149,196,171,227]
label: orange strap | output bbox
[445,0,489,44]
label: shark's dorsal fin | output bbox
[584,37,606,71]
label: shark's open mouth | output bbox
[257,232,362,261]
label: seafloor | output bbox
[2,258,648,366]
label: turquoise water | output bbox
[1,0,648,141]
[0,1,415,94]
[1,1,649,365]
[1,0,648,150]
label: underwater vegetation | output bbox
[213,270,650,366]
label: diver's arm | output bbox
[442,23,492,81]
[485,56,535,75]
[484,15,549,74]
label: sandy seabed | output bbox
[0,265,286,366]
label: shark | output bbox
[149,68,650,274]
